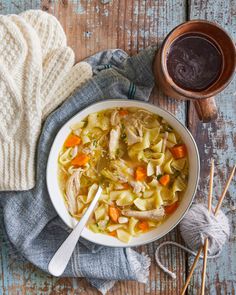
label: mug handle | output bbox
[193,97,218,123]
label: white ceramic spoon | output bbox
[48,186,102,276]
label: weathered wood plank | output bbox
[188,1,236,294]
[0,1,187,294]
[1,0,235,294]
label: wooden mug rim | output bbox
[160,19,236,100]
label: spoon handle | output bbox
[48,186,102,276]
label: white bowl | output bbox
[47,100,200,247]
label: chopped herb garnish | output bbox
[173,170,180,177]
[164,125,173,132]
[156,174,163,180]
[93,139,98,147]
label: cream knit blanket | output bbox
[0,10,92,191]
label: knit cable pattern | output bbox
[0,10,92,191]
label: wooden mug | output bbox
[153,20,236,123]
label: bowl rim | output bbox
[46,99,200,247]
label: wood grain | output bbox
[188,1,236,294]
[0,0,235,294]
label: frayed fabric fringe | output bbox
[126,248,151,284]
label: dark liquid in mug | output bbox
[167,33,223,91]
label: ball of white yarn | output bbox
[179,204,230,256]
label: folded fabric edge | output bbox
[126,248,151,284]
[89,249,151,295]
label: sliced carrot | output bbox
[138,221,149,231]
[109,206,120,223]
[109,230,117,237]
[64,134,81,148]
[159,174,170,186]
[170,144,187,159]
[165,201,179,215]
[119,109,129,116]
[134,166,147,181]
[122,182,131,189]
[71,153,89,166]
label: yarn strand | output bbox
[155,241,221,279]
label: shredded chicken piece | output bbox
[72,128,82,136]
[111,159,134,175]
[137,109,153,117]
[122,207,165,221]
[66,169,83,215]
[68,166,80,175]
[156,165,162,176]
[162,131,168,153]
[130,180,146,194]
[135,110,155,126]
[125,116,143,145]
[110,110,120,126]
[147,162,154,176]
[117,175,129,183]
[109,126,120,159]
[118,217,129,224]
[133,119,143,137]
[82,146,93,155]
[125,126,141,145]
[71,146,78,158]
[114,183,125,190]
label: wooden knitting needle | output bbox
[214,164,236,216]
[181,163,235,295]
[207,159,214,211]
[181,160,214,295]
[201,159,214,295]
[201,164,235,293]
[180,245,203,295]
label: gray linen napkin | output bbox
[0,47,156,294]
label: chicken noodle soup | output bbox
[58,108,189,243]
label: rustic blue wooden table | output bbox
[0,1,235,294]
